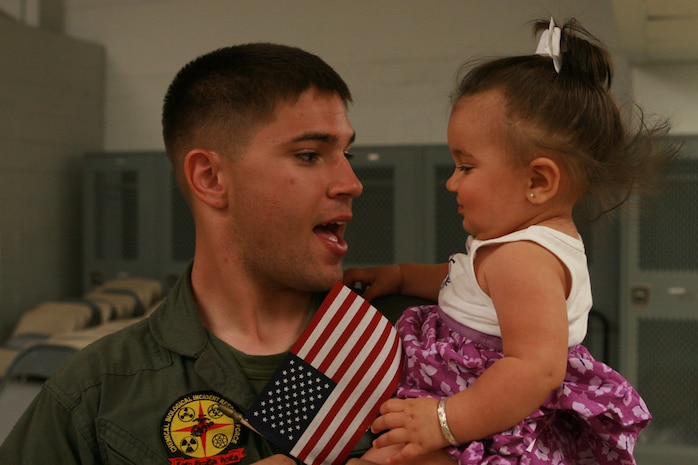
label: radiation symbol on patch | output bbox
[161,391,247,463]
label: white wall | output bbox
[58,0,631,150]
[632,64,698,134]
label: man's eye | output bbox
[344,152,355,161]
[297,152,318,163]
[458,165,473,173]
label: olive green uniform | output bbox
[0,268,293,464]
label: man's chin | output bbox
[309,263,344,291]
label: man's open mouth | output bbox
[313,222,345,243]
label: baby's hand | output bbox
[371,397,448,463]
[343,265,402,301]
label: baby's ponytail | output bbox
[451,17,679,221]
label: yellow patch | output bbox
[161,391,247,464]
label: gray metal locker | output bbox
[620,136,698,464]
[343,145,459,267]
[82,152,193,292]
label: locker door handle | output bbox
[667,286,687,296]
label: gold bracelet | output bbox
[437,398,459,446]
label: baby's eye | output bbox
[297,152,319,163]
[457,165,473,173]
[344,152,355,161]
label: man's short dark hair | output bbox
[162,43,352,190]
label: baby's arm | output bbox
[372,241,570,462]
[343,263,447,302]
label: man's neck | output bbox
[190,260,315,355]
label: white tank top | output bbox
[438,225,592,346]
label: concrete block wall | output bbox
[0,16,104,342]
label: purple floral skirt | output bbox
[396,305,651,465]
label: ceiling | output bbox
[612,0,698,63]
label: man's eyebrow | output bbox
[291,131,356,146]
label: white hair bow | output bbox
[535,17,562,73]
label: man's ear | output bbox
[184,149,228,209]
[527,156,560,203]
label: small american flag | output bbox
[246,282,403,465]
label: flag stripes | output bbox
[247,283,403,465]
[294,325,402,464]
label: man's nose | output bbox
[331,158,363,198]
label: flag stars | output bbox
[247,355,337,446]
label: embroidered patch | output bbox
[161,391,247,464]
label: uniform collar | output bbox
[149,262,209,357]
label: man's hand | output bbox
[348,448,456,465]
[256,454,296,464]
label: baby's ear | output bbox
[527,156,560,203]
[184,149,228,209]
